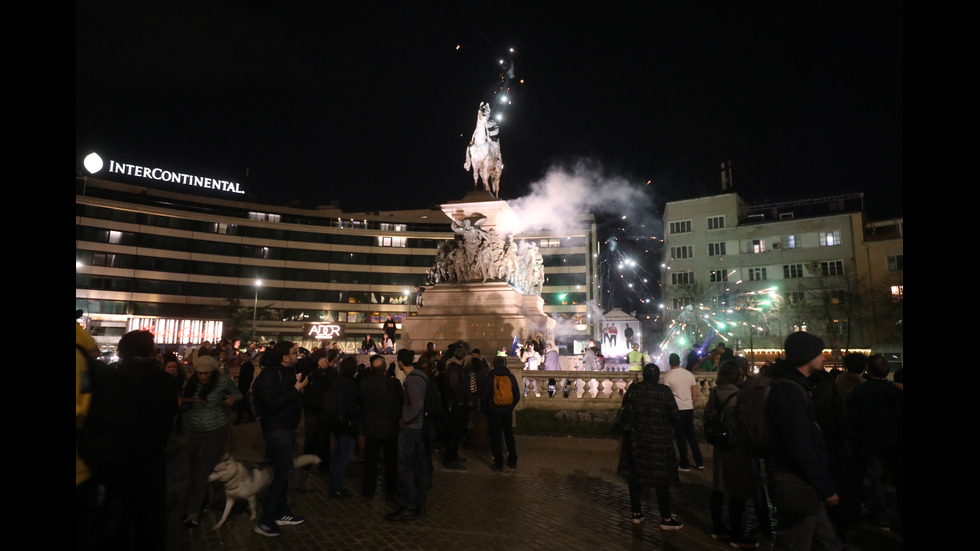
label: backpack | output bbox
[492,374,514,407]
[730,374,773,458]
[423,376,446,421]
[76,347,137,472]
[422,374,447,439]
[704,389,738,451]
[731,374,805,458]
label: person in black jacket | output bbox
[768,332,839,550]
[298,348,338,472]
[251,341,309,537]
[234,356,257,424]
[358,355,403,499]
[114,330,178,551]
[327,356,361,498]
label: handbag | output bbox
[613,401,635,432]
[769,469,821,514]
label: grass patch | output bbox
[514,408,621,439]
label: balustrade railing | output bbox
[516,368,719,410]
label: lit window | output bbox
[890,285,903,298]
[819,230,841,246]
[786,235,798,249]
[247,211,280,223]
[539,238,561,247]
[829,290,846,304]
[751,239,766,253]
[108,230,122,244]
[377,236,406,247]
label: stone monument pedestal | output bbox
[400,282,555,357]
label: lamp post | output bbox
[253,280,262,329]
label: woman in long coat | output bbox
[617,363,683,529]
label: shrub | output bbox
[514,408,620,438]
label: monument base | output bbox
[400,282,556,357]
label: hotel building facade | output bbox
[76,175,599,355]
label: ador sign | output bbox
[304,323,345,340]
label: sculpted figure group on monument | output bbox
[428,216,543,296]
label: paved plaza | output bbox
[165,420,902,551]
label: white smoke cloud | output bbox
[501,160,655,235]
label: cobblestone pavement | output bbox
[165,421,903,550]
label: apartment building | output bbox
[660,192,902,358]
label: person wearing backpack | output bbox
[767,332,839,551]
[483,355,520,471]
[705,360,758,548]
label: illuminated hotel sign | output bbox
[127,317,224,345]
[304,323,345,340]
[83,152,245,195]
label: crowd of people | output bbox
[615,333,903,549]
[77,318,901,549]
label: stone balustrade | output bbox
[348,353,719,411]
[515,368,719,410]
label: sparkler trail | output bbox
[480,48,516,124]
[650,286,782,367]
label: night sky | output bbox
[76,2,902,218]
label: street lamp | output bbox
[253,280,263,328]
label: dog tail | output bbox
[293,454,322,468]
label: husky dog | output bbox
[208,453,321,529]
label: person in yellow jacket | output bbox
[76,318,98,485]
[627,343,647,372]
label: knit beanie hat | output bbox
[194,355,219,373]
[784,332,825,367]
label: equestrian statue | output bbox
[463,102,502,197]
